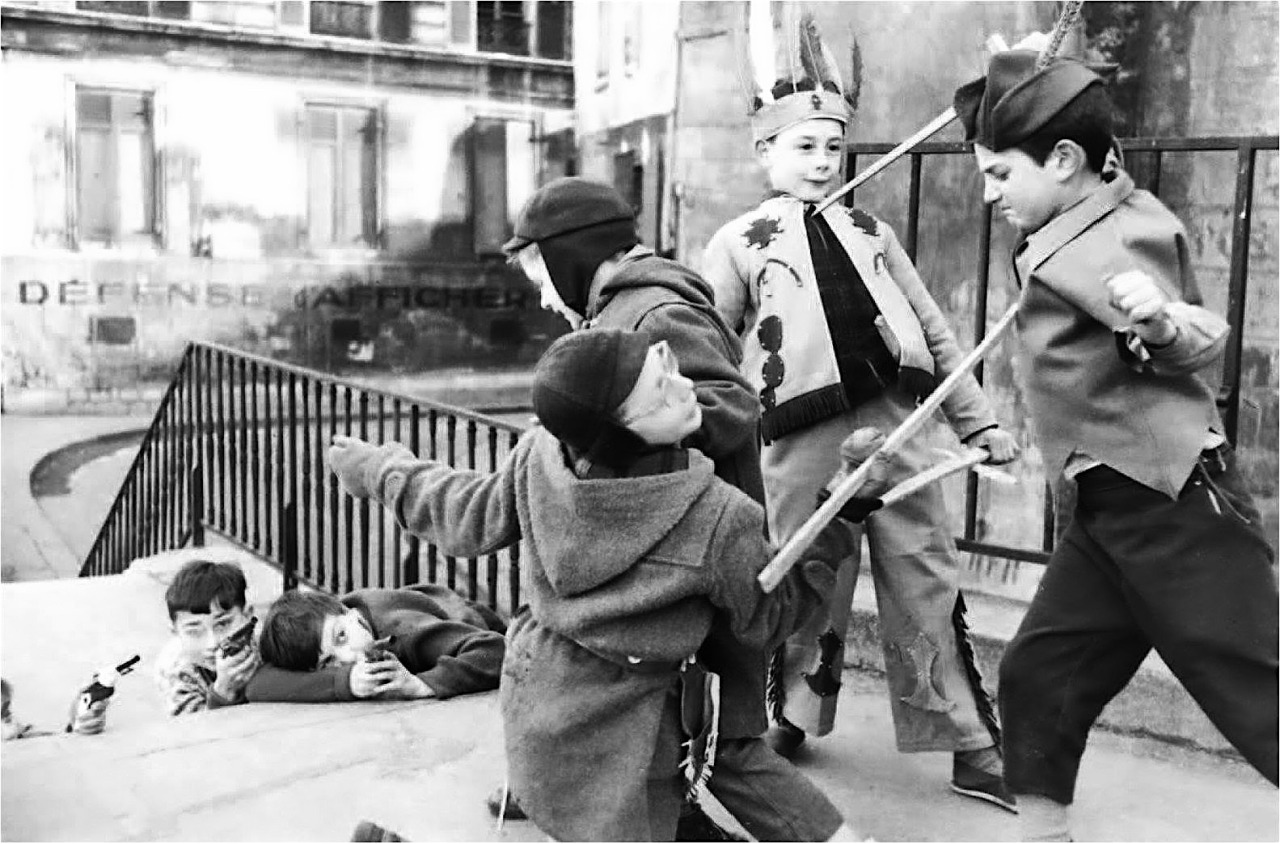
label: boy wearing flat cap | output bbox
[505,175,771,841]
[955,47,1278,840]
[701,11,1019,812]
[328,328,867,842]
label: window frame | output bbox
[299,97,386,255]
[467,107,543,257]
[67,81,164,251]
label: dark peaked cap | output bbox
[954,49,1112,151]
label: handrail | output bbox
[81,342,529,618]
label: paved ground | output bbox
[2,412,1276,841]
[2,554,1275,843]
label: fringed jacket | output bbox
[703,195,996,444]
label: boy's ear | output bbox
[1050,139,1088,182]
[754,138,772,165]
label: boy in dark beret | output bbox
[955,47,1278,841]
[504,176,768,840]
[327,327,868,841]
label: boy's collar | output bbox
[1017,170,1135,272]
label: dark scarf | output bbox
[803,204,900,407]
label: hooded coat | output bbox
[587,247,772,743]
[343,428,850,841]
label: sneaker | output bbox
[675,802,748,842]
[950,757,1018,814]
[485,786,528,821]
[350,820,406,842]
[763,718,806,759]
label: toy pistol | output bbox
[67,654,140,732]
[217,617,258,659]
[364,636,397,663]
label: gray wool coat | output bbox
[348,428,851,841]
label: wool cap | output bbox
[503,177,636,256]
[954,50,1107,151]
[533,328,651,457]
[752,87,851,143]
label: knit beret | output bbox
[532,328,651,455]
[954,50,1108,151]
[503,177,636,255]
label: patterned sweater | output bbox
[153,638,250,716]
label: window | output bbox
[305,104,379,248]
[75,88,156,246]
[534,1,570,60]
[310,0,374,37]
[190,0,278,28]
[622,4,640,75]
[613,149,642,215]
[477,0,528,55]
[470,117,535,255]
[595,2,611,85]
[76,1,190,17]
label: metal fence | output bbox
[80,342,527,617]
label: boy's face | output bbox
[172,601,252,669]
[318,609,376,667]
[973,143,1066,235]
[616,341,702,446]
[756,118,846,203]
[512,243,583,329]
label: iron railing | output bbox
[81,342,526,617]
[844,134,1279,566]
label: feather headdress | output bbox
[743,1,860,142]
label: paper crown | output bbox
[744,2,858,142]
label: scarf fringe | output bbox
[761,384,850,444]
[952,591,1001,746]
[765,644,787,722]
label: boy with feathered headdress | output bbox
[701,2,1019,811]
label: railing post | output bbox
[190,463,205,547]
[282,500,298,592]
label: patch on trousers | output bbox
[893,632,956,713]
[803,628,844,697]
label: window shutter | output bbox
[448,0,475,48]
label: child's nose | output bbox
[982,180,1001,204]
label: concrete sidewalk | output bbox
[2,551,1275,842]
[1,413,151,582]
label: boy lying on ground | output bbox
[248,584,506,702]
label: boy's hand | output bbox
[69,699,109,736]
[212,646,260,701]
[347,660,387,699]
[1106,271,1177,346]
[328,435,381,499]
[369,657,435,701]
[967,428,1020,465]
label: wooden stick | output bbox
[813,107,957,215]
[758,303,1019,592]
[879,447,989,507]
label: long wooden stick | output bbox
[813,107,957,215]
[759,303,1019,592]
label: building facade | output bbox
[2,0,575,405]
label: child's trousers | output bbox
[999,447,1279,804]
[761,391,998,751]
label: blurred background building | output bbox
[2,0,575,407]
